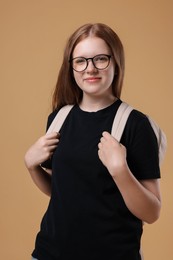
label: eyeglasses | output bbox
[69,54,111,72]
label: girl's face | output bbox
[72,37,115,99]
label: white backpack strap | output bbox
[46,105,74,134]
[146,116,167,164]
[111,102,133,142]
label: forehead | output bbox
[73,37,110,57]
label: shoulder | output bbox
[126,108,153,133]
[122,107,158,147]
[46,105,75,130]
[46,110,59,130]
[48,109,59,122]
[129,108,149,124]
[118,100,151,129]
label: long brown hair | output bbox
[52,23,125,111]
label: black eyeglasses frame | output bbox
[69,54,112,72]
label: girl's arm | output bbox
[24,132,59,196]
[98,131,161,224]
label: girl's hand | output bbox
[98,131,128,177]
[24,132,59,170]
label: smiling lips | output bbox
[84,77,101,82]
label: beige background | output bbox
[1,0,172,259]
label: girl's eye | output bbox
[94,55,108,62]
[75,58,86,64]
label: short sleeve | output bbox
[121,110,161,180]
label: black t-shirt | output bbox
[32,99,160,260]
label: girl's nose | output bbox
[86,59,97,72]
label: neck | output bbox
[79,94,117,112]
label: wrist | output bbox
[109,161,129,179]
[24,160,40,171]
[24,153,40,171]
